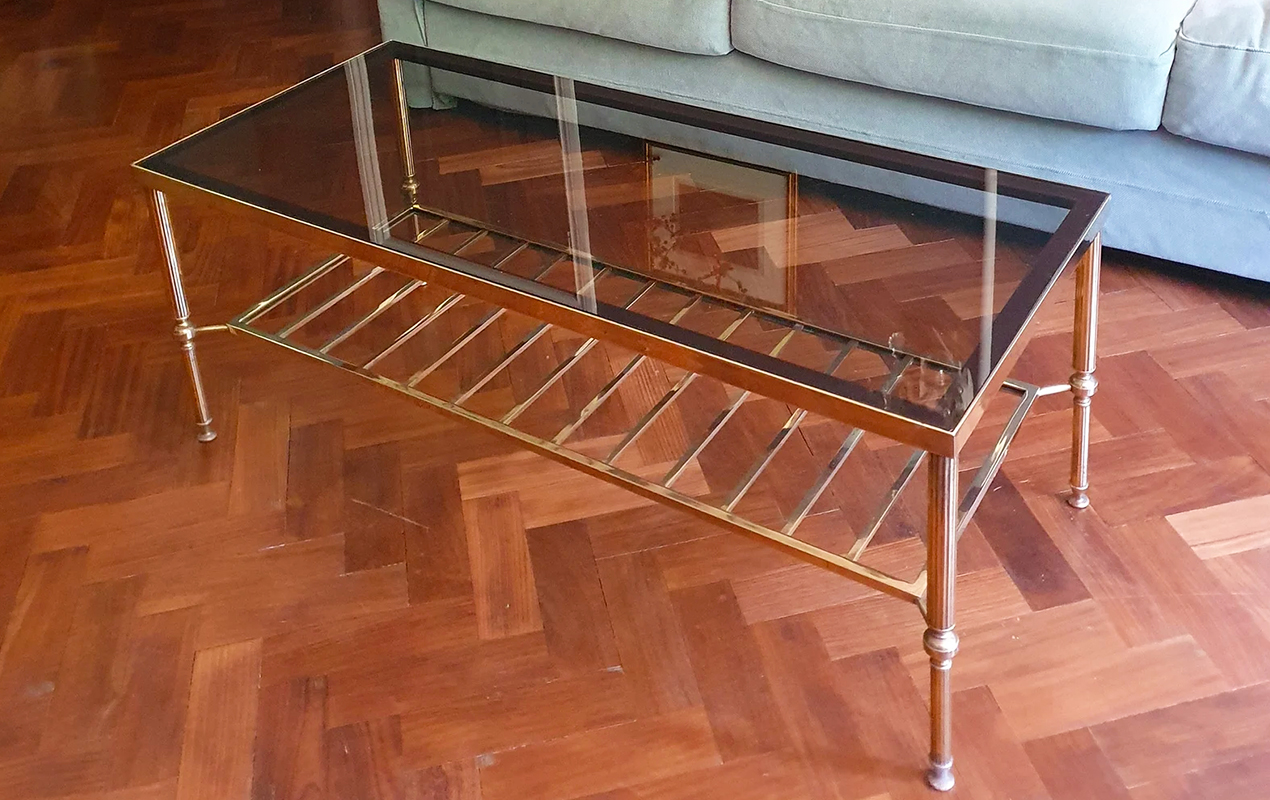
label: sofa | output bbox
[378,0,1270,282]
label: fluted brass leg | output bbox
[924,454,958,792]
[1068,234,1101,508]
[149,190,216,443]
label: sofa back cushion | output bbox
[1163,0,1270,158]
[430,0,733,56]
[731,0,1195,130]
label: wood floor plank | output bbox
[671,581,790,761]
[413,760,481,800]
[1098,517,1270,687]
[0,546,88,757]
[475,707,721,800]
[947,685,1050,799]
[325,716,413,800]
[829,647,930,799]
[260,597,477,687]
[41,575,143,752]
[175,639,262,800]
[228,401,289,516]
[108,607,199,791]
[323,632,556,729]
[402,463,472,603]
[1167,494,1270,559]
[1024,728,1133,800]
[462,493,542,640]
[991,636,1227,741]
[398,669,637,766]
[970,477,1090,611]
[343,443,409,572]
[285,420,344,541]
[1021,490,1185,647]
[1090,682,1270,789]
[751,615,877,800]
[1087,456,1270,528]
[0,517,36,641]
[525,521,620,674]
[576,750,819,800]
[596,551,702,714]
[251,676,326,800]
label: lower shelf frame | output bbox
[227,252,1041,607]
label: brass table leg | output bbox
[149,190,216,443]
[1068,234,1101,508]
[924,454,958,791]
[392,58,419,210]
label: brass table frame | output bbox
[136,46,1103,793]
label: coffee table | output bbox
[133,41,1107,791]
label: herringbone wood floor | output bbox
[5,2,1270,799]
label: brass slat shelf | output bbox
[229,246,1038,605]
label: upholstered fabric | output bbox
[1164,0,1270,158]
[379,0,436,107]
[731,0,1194,131]
[429,0,732,55]
[417,3,1270,281]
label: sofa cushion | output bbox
[731,0,1195,131]
[429,0,732,56]
[1163,0,1270,158]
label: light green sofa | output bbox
[379,0,1270,282]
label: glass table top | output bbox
[135,41,1107,441]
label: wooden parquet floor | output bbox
[5,2,1270,799]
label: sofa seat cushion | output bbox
[1163,0,1270,158]
[731,0,1195,130]
[429,0,732,55]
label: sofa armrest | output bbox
[379,0,427,45]
[378,0,457,109]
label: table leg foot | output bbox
[926,759,955,792]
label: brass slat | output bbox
[412,217,450,242]
[404,254,571,387]
[604,310,754,464]
[722,406,808,512]
[451,229,489,254]
[660,326,818,488]
[845,449,926,560]
[723,353,911,513]
[362,291,464,369]
[318,278,423,353]
[500,280,658,426]
[452,321,552,406]
[956,383,1037,535]
[551,296,704,445]
[277,266,384,337]
[234,254,348,326]
[782,428,864,536]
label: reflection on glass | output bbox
[980,168,998,386]
[344,54,390,243]
[646,144,797,314]
[553,76,598,314]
